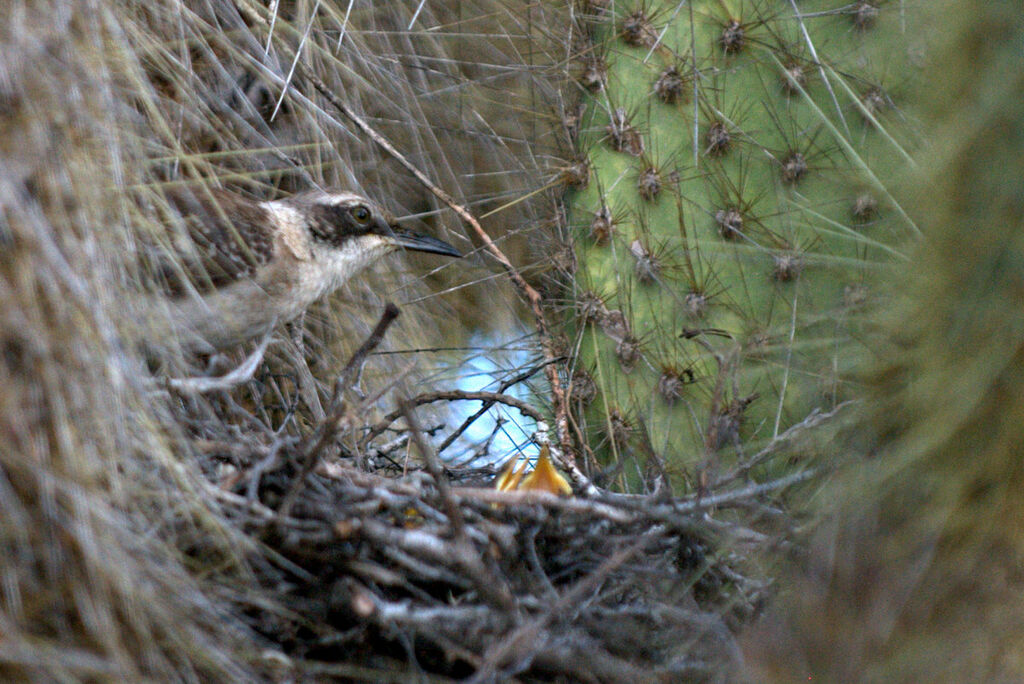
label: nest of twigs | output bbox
[195,423,761,682]
[227,475,755,682]
[163,304,780,682]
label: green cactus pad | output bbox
[562,1,924,490]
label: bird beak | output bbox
[389,225,462,258]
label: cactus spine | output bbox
[560,1,923,488]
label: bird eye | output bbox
[351,205,372,225]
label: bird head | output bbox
[293,190,461,259]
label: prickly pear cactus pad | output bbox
[560,1,924,489]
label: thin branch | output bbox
[277,303,401,518]
[403,401,517,612]
[433,358,557,455]
[470,532,660,682]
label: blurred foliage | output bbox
[743,1,1024,679]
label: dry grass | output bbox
[0,0,786,680]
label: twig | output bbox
[364,389,544,448]
[277,304,400,518]
[329,303,401,411]
[434,359,558,455]
[453,467,819,525]
[401,400,469,542]
[402,401,517,612]
[719,401,854,486]
[470,532,660,682]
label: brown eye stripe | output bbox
[308,202,377,246]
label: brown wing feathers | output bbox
[158,187,275,294]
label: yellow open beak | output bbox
[494,445,572,496]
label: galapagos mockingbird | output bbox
[147,186,461,352]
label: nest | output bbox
[151,298,803,682]
[197,426,764,682]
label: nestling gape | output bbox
[149,187,461,352]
